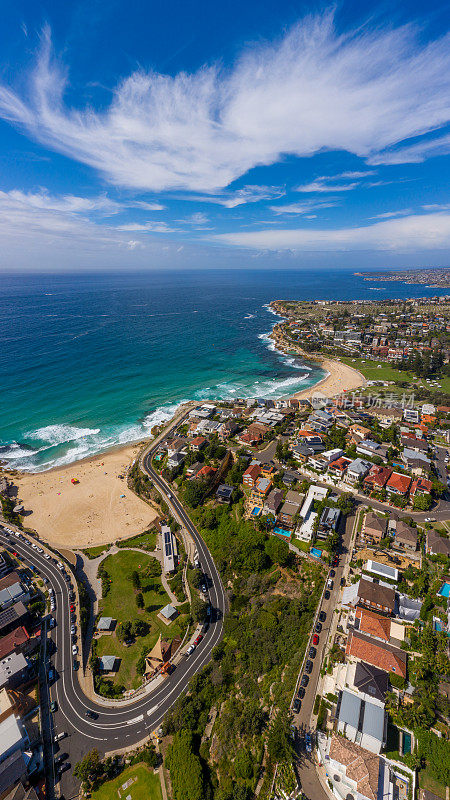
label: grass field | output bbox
[82,544,110,559]
[419,767,447,799]
[340,357,413,383]
[116,530,157,550]
[96,550,188,689]
[91,764,162,800]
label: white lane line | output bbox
[127,714,144,724]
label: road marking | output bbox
[127,715,144,724]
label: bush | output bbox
[136,592,144,609]
[389,672,406,690]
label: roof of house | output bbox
[364,465,393,487]
[0,605,27,635]
[356,608,391,641]
[410,477,432,496]
[0,575,21,593]
[395,522,418,545]
[264,489,284,510]
[285,490,304,507]
[347,458,372,476]
[279,501,299,518]
[0,750,27,796]
[160,604,178,620]
[197,465,217,478]
[0,628,29,661]
[243,464,261,481]
[347,630,407,678]
[97,617,116,631]
[216,484,233,500]
[386,472,412,493]
[329,734,380,800]
[354,661,388,702]
[338,689,385,744]
[254,477,271,494]
[358,578,395,611]
[364,512,387,534]
[426,530,450,556]
[328,456,351,471]
[190,436,206,446]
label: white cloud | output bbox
[270,201,337,215]
[117,221,178,233]
[369,132,450,165]
[128,200,166,210]
[295,171,375,193]
[1,188,120,215]
[178,212,211,226]
[185,185,284,207]
[369,208,412,219]
[212,212,450,251]
[0,16,449,192]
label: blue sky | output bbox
[0,0,449,271]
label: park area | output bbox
[91,763,162,800]
[95,550,189,692]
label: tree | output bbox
[135,592,144,609]
[264,535,291,567]
[413,493,432,511]
[166,730,204,800]
[183,480,207,508]
[131,570,141,589]
[191,595,207,623]
[337,492,355,516]
[74,748,102,789]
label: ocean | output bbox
[1,268,448,472]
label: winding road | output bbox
[0,422,227,797]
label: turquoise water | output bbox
[1,268,448,472]
[438,583,450,598]
[311,548,322,558]
[402,732,412,754]
[251,507,262,517]
[273,527,291,537]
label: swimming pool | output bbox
[402,732,412,754]
[273,527,291,538]
[438,582,450,598]
[251,506,262,517]
[310,547,322,558]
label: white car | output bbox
[44,554,51,560]
[186,644,195,655]
[72,645,78,655]
[70,625,76,635]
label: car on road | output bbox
[329,569,335,577]
[424,517,431,522]
[314,622,322,633]
[70,624,76,635]
[186,645,195,655]
[49,617,56,629]
[85,710,98,719]
[305,733,312,753]
[72,645,78,655]
[201,585,207,594]
[48,668,55,682]
[54,731,67,742]
[319,611,326,622]
[297,686,305,699]
[300,674,309,687]
[73,659,79,671]
[324,590,330,600]
[50,701,57,713]
[292,697,301,713]
[193,634,203,646]
[305,660,313,674]
[59,762,71,775]
[70,604,75,612]
[308,646,316,659]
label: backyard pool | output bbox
[438,582,450,598]
[273,527,291,538]
[310,547,322,558]
[402,732,412,754]
[251,506,262,517]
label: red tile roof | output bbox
[410,477,432,497]
[364,465,393,488]
[356,607,391,641]
[329,735,380,800]
[243,464,261,483]
[346,630,407,678]
[197,465,217,478]
[386,472,412,494]
[0,625,29,660]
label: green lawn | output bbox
[82,544,111,559]
[419,768,447,799]
[91,764,162,800]
[96,550,188,689]
[340,357,412,383]
[116,530,157,550]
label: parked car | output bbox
[59,762,71,774]
[297,686,305,699]
[315,622,322,633]
[324,590,330,600]
[50,701,57,713]
[85,710,98,719]
[319,611,326,622]
[292,697,301,714]
[300,674,309,688]
[70,624,76,635]
[186,645,195,655]
[312,634,319,645]
[54,732,67,742]
[305,660,313,674]
[308,647,316,659]
[327,579,334,590]
[193,634,203,646]
[329,569,335,577]
[73,659,79,671]
[305,733,312,753]
[71,644,78,655]
[48,668,55,682]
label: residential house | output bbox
[403,408,420,423]
[278,502,300,528]
[347,424,372,443]
[356,440,386,459]
[401,448,431,473]
[250,477,272,503]
[327,734,382,800]
[162,526,177,574]
[0,607,28,640]
[0,654,29,690]
[410,477,432,498]
[196,465,217,480]
[327,456,351,478]
[0,629,31,662]
[218,421,239,441]
[336,689,386,753]
[385,472,412,496]
[363,464,393,492]
[426,530,450,557]
[346,630,407,678]
[167,451,185,469]
[355,607,391,642]
[166,438,187,458]
[363,512,387,543]
[309,448,344,472]
[190,436,207,451]
[400,435,428,453]
[292,444,313,462]
[353,661,388,704]
[344,458,372,485]
[242,464,261,488]
[260,463,277,480]
[357,578,395,615]
[185,462,203,479]
[238,422,269,446]
[316,506,340,540]
[282,471,298,487]
[215,484,233,503]
[263,489,284,517]
[369,407,403,426]
[394,521,418,552]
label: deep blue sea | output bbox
[1,268,448,472]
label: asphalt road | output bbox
[0,430,227,797]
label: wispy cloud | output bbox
[185,186,284,208]
[0,15,449,192]
[296,170,376,193]
[369,208,412,219]
[269,200,337,215]
[212,212,450,251]
[369,132,450,165]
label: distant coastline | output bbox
[354,266,450,289]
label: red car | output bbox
[312,634,319,645]
[193,634,203,646]
[332,558,338,566]
[70,604,75,612]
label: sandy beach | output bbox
[8,444,158,549]
[291,357,366,400]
